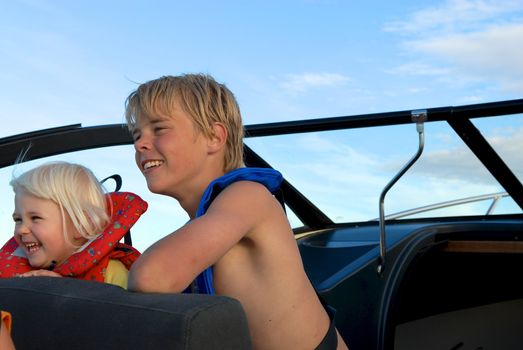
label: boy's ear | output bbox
[207,122,227,154]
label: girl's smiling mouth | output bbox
[24,241,41,254]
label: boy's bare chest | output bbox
[211,239,262,295]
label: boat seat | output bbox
[0,277,252,349]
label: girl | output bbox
[0,161,147,288]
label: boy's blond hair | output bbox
[10,161,109,246]
[125,73,245,173]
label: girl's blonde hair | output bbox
[10,161,109,245]
[125,73,245,173]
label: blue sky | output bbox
[2,0,522,135]
[1,0,522,250]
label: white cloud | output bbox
[278,72,350,93]
[404,125,523,184]
[408,23,523,92]
[385,0,523,95]
[459,95,486,103]
[385,62,452,77]
[384,0,523,33]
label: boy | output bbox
[126,74,348,349]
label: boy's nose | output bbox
[134,135,151,152]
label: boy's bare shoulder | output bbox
[210,180,280,211]
[206,180,286,238]
[225,179,275,193]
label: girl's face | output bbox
[12,190,82,269]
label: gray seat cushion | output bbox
[0,277,252,349]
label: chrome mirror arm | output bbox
[377,110,427,275]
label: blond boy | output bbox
[126,74,348,349]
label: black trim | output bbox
[0,124,132,168]
[1,98,522,223]
[244,145,334,229]
[0,124,81,144]
[447,115,523,210]
[245,98,523,137]
[101,174,123,192]
[100,174,134,245]
[2,99,522,167]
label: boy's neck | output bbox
[177,168,226,219]
[180,196,201,220]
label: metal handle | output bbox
[377,110,426,275]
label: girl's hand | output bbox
[18,270,62,278]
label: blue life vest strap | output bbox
[188,167,283,294]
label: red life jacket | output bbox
[0,192,148,282]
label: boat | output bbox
[1,98,522,349]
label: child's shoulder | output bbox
[198,167,283,216]
[209,167,283,196]
[210,180,289,242]
[213,180,276,212]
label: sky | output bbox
[1,0,522,133]
[1,0,522,251]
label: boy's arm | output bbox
[128,181,276,293]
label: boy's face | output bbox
[12,191,79,268]
[132,101,211,198]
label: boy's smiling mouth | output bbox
[142,160,164,171]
